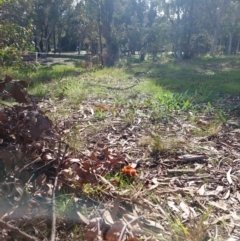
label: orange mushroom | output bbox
[121,165,137,177]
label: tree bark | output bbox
[184,0,195,58]
[236,38,240,54]
[53,26,56,54]
[45,22,55,53]
[101,0,119,67]
[209,0,229,56]
[227,33,233,55]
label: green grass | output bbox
[2,54,240,109]
[127,55,240,103]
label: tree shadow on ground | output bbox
[126,55,240,102]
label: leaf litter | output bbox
[0,75,240,240]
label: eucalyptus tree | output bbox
[221,1,240,55]
[159,0,201,59]
[203,0,230,56]
[82,0,120,66]
[116,0,157,61]
[101,0,119,66]
[28,0,74,53]
[0,0,34,66]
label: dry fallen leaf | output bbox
[209,200,228,211]
[77,211,90,225]
[0,111,7,122]
[9,83,28,103]
[211,214,232,225]
[227,168,233,185]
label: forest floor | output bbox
[0,55,240,241]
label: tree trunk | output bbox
[101,0,119,67]
[209,0,229,56]
[78,40,82,55]
[209,28,220,56]
[105,42,119,66]
[98,26,104,65]
[227,33,233,55]
[44,22,55,53]
[184,0,195,58]
[236,38,240,54]
[53,27,56,54]
[140,52,146,62]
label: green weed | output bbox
[105,171,134,189]
[94,108,106,120]
[169,210,211,241]
[56,193,75,218]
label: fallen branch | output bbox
[178,154,207,162]
[0,220,38,241]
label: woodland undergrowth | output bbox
[0,60,240,241]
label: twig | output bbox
[18,157,42,173]
[28,219,48,241]
[118,216,140,241]
[167,168,197,174]
[0,219,38,241]
[50,142,69,241]
[87,83,138,90]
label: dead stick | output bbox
[50,142,68,241]
[118,216,140,241]
[0,220,38,241]
[87,83,138,90]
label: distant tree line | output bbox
[1,0,240,66]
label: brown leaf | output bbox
[18,169,31,184]
[0,150,14,173]
[75,166,94,184]
[0,111,8,122]
[9,83,28,103]
[30,114,52,140]
[94,104,108,111]
[34,174,47,188]
[90,151,97,161]
[5,75,12,83]
[97,143,105,148]
[0,81,5,93]
[103,147,110,157]
[17,80,28,88]
[85,218,108,241]
[105,221,125,241]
